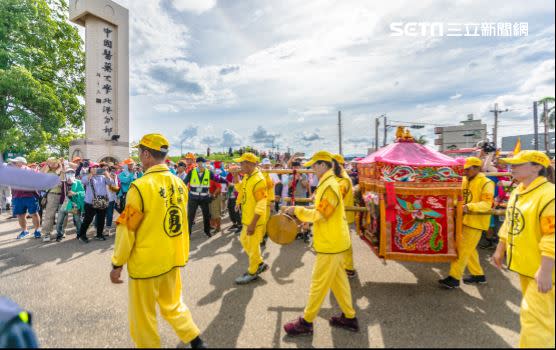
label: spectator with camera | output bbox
[78,163,115,243]
[95,164,119,235]
[55,168,84,242]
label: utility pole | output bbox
[383,115,388,147]
[543,100,549,153]
[338,110,343,154]
[490,103,508,148]
[375,117,380,151]
[533,101,539,150]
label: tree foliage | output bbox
[538,96,555,129]
[0,0,84,157]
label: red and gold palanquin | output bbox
[356,139,465,263]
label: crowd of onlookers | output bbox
[0,152,360,244]
[0,156,144,243]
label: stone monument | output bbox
[68,0,129,163]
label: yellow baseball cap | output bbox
[304,150,334,167]
[134,133,170,153]
[501,150,550,168]
[464,157,482,169]
[333,154,345,165]
[234,152,259,164]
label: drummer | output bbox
[439,157,494,289]
[283,150,358,336]
[232,152,270,285]
[333,154,356,279]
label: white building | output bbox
[434,114,487,151]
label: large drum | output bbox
[266,213,298,245]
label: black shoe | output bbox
[78,235,89,243]
[190,336,206,349]
[478,237,494,249]
[94,235,107,241]
[205,232,213,238]
[438,276,460,289]
[463,275,487,285]
[256,262,269,275]
[55,235,64,242]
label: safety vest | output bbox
[114,164,190,279]
[462,173,494,231]
[190,169,210,197]
[502,176,555,280]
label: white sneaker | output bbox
[42,235,50,242]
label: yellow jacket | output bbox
[498,176,555,280]
[263,171,275,204]
[112,164,190,279]
[462,173,494,231]
[234,168,267,226]
[336,169,354,224]
[295,169,351,254]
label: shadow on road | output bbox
[195,231,268,347]
[270,242,307,285]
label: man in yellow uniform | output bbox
[110,134,205,348]
[233,152,269,284]
[260,158,275,248]
[493,151,554,348]
[283,151,358,336]
[333,154,357,278]
[439,157,494,289]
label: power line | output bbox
[388,119,450,127]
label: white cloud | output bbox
[221,129,242,148]
[129,1,189,62]
[115,0,555,155]
[153,104,179,113]
[172,0,217,14]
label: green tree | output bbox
[0,0,85,156]
[538,96,555,129]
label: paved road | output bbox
[0,210,522,348]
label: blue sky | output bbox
[99,0,555,156]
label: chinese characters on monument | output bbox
[96,25,115,139]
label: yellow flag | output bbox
[513,137,521,154]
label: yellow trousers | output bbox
[344,246,354,271]
[304,252,356,323]
[449,226,484,280]
[519,275,555,348]
[240,225,265,275]
[261,205,271,243]
[128,268,200,348]
[344,225,355,271]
